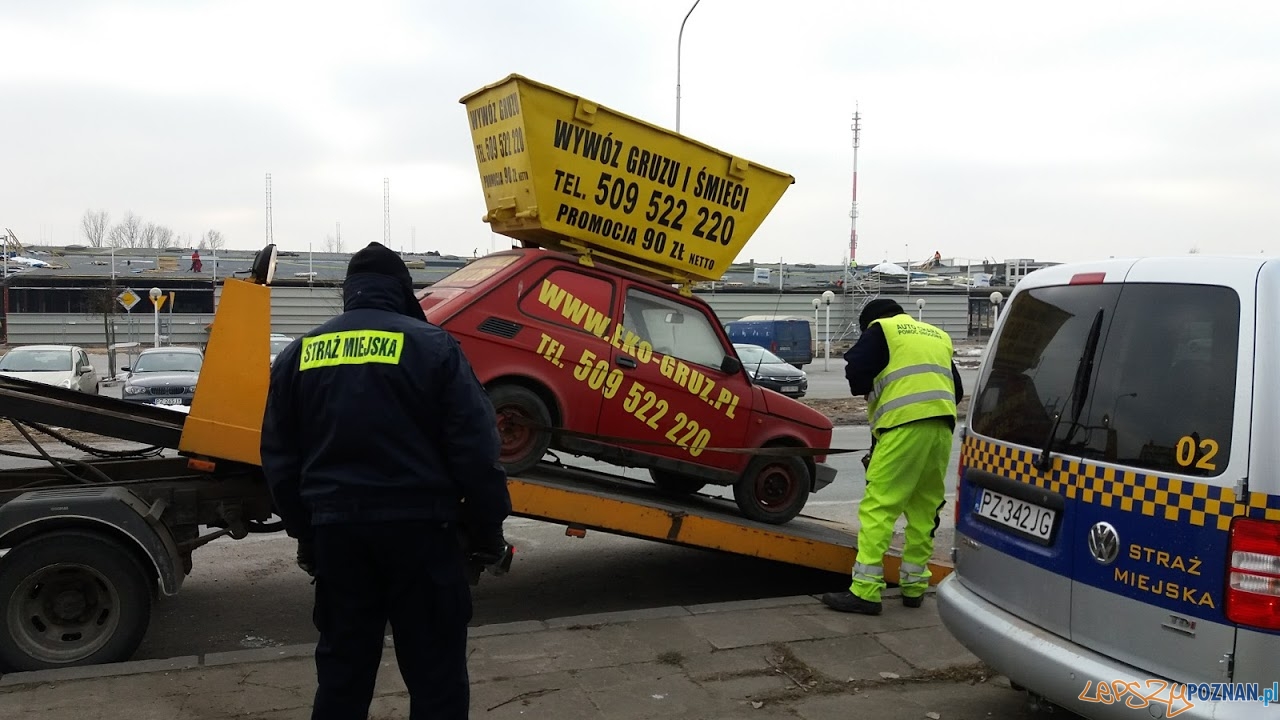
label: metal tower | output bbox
[839,108,878,341]
[383,178,390,246]
[265,173,273,245]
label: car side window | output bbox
[1077,284,1239,476]
[971,284,1121,449]
[518,268,615,335]
[622,288,726,370]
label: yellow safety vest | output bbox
[867,314,957,435]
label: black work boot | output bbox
[902,594,925,608]
[821,591,882,615]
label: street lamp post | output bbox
[148,287,163,348]
[989,291,1004,330]
[811,298,820,366]
[676,0,703,133]
[916,297,926,321]
[821,290,835,371]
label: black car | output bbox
[121,347,204,408]
[734,343,808,398]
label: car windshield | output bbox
[270,338,293,354]
[735,345,786,366]
[133,352,202,373]
[0,348,72,372]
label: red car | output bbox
[419,249,836,524]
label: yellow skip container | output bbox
[460,74,794,285]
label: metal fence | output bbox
[3,286,975,347]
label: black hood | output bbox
[343,273,428,321]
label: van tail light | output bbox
[770,341,778,352]
[1225,517,1280,630]
[955,434,968,526]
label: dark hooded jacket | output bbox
[261,268,511,544]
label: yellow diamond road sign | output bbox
[117,288,141,311]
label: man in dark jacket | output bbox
[262,242,511,719]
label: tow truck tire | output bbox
[488,384,552,476]
[648,469,706,495]
[733,455,810,525]
[0,530,153,672]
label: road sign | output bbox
[117,288,141,311]
[151,294,167,311]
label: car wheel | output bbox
[733,454,810,525]
[487,384,552,476]
[648,469,706,495]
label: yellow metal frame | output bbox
[179,278,271,466]
[509,478,953,585]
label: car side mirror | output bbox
[720,355,742,374]
[120,366,131,373]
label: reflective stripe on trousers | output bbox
[867,363,953,405]
[851,562,884,584]
[899,562,929,587]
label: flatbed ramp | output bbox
[511,463,954,586]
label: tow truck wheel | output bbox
[648,469,706,495]
[0,530,153,672]
[488,384,552,476]
[733,455,810,525]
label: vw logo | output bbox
[1088,522,1120,565]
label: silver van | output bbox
[938,257,1280,719]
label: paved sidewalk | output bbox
[0,592,1041,719]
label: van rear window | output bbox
[432,255,519,288]
[972,283,1239,477]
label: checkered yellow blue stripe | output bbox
[962,437,1280,531]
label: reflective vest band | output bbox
[299,330,405,371]
[868,362,955,405]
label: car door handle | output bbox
[615,357,638,369]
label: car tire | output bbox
[487,384,552,476]
[648,469,706,495]
[733,454,810,525]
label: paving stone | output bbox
[696,672,794,701]
[873,626,980,671]
[471,671,601,718]
[468,628,623,681]
[685,608,827,650]
[786,600,945,637]
[583,672,718,720]
[545,605,691,628]
[469,620,547,638]
[203,644,315,667]
[680,646,776,679]
[785,634,915,683]
[684,595,818,615]
[0,655,199,686]
[570,661,682,692]
[790,680,1040,719]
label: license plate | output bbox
[976,489,1055,541]
[154,398,184,406]
[781,386,799,392]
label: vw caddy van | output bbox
[938,256,1280,719]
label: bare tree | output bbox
[108,212,144,248]
[201,229,225,252]
[139,222,161,249]
[324,234,345,253]
[155,225,175,249]
[81,209,110,247]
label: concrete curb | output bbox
[0,593,907,689]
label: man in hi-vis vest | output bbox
[823,299,964,615]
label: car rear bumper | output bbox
[937,575,1262,720]
[813,462,837,492]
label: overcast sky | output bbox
[3,0,1277,266]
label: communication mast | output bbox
[838,108,877,341]
[265,173,274,245]
[849,109,860,269]
[383,178,391,246]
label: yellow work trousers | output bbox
[850,417,953,602]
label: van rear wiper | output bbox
[1035,308,1105,472]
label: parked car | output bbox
[269,334,294,366]
[938,257,1280,719]
[0,344,99,394]
[733,344,808,398]
[723,317,813,368]
[418,249,836,524]
[120,347,204,407]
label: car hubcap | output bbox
[9,563,120,664]
[754,465,799,510]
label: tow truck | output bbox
[0,76,954,672]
